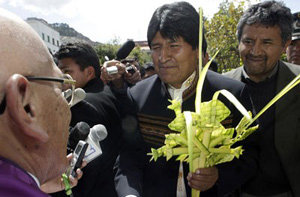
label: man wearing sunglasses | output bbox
[0,9,82,196]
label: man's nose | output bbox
[159,47,171,63]
[250,42,264,56]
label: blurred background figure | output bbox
[209,60,219,72]
[100,40,142,86]
[141,62,156,79]
[286,12,300,65]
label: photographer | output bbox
[121,58,142,85]
[101,58,141,87]
[141,62,156,79]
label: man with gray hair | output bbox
[225,1,300,196]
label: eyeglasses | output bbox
[0,74,76,115]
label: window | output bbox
[42,33,45,40]
[52,38,55,45]
[57,40,59,46]
[47,35,50,42]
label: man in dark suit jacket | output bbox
[102,2,259,196]
[224,1,300,196]
[54,42,123,197]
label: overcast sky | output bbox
[0,0,299,43]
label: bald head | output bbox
[0,9,70,184]
[0,9,57,98]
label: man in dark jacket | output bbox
[54,42,122,197]
[102,2,259,197]
[224,1,300,196]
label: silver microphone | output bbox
[84,124,108,163]
[70,88,86,107]
[62,89,72,99]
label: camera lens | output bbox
[106,66,118,75]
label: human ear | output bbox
[85,66,95,80]
[203,53,209,65]
[5,74,49,143]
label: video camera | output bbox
[121,58,138,75]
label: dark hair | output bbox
[237,0,293,44]
[143,62,154,71]
[147,1,207,53]
[55,42,100,78]
[209,60,218,72]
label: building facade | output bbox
[26,17,60,54]
[134,40,150,54]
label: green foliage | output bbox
[128,47,152,66]
[149,98,258,166]
[94,43,119,64]
[205,0,250,72]
[94,41,151,66]
[281,53,287,62]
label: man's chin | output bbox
[244,67,266,77]
[161,77,176,85]
[158,73,173,83]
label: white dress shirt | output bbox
[167,71,196,197]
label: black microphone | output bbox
[68,122,90,150]
[116,40,135,60]
[106,40,136,75]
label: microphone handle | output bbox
[84,136,102,163]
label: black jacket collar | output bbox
[82,78,104,93]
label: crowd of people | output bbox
[0,1,300,197]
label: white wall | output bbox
[26,19,60,55]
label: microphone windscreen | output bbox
[116,40,135,60]
[90,124,108,142]
[63,89,72,99]
[68,121,90,149]
[70,88,86,107]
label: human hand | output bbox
[40,154,87,193]
[124,64,141,85]
[186,166,218,191]
[101,60,126,88]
